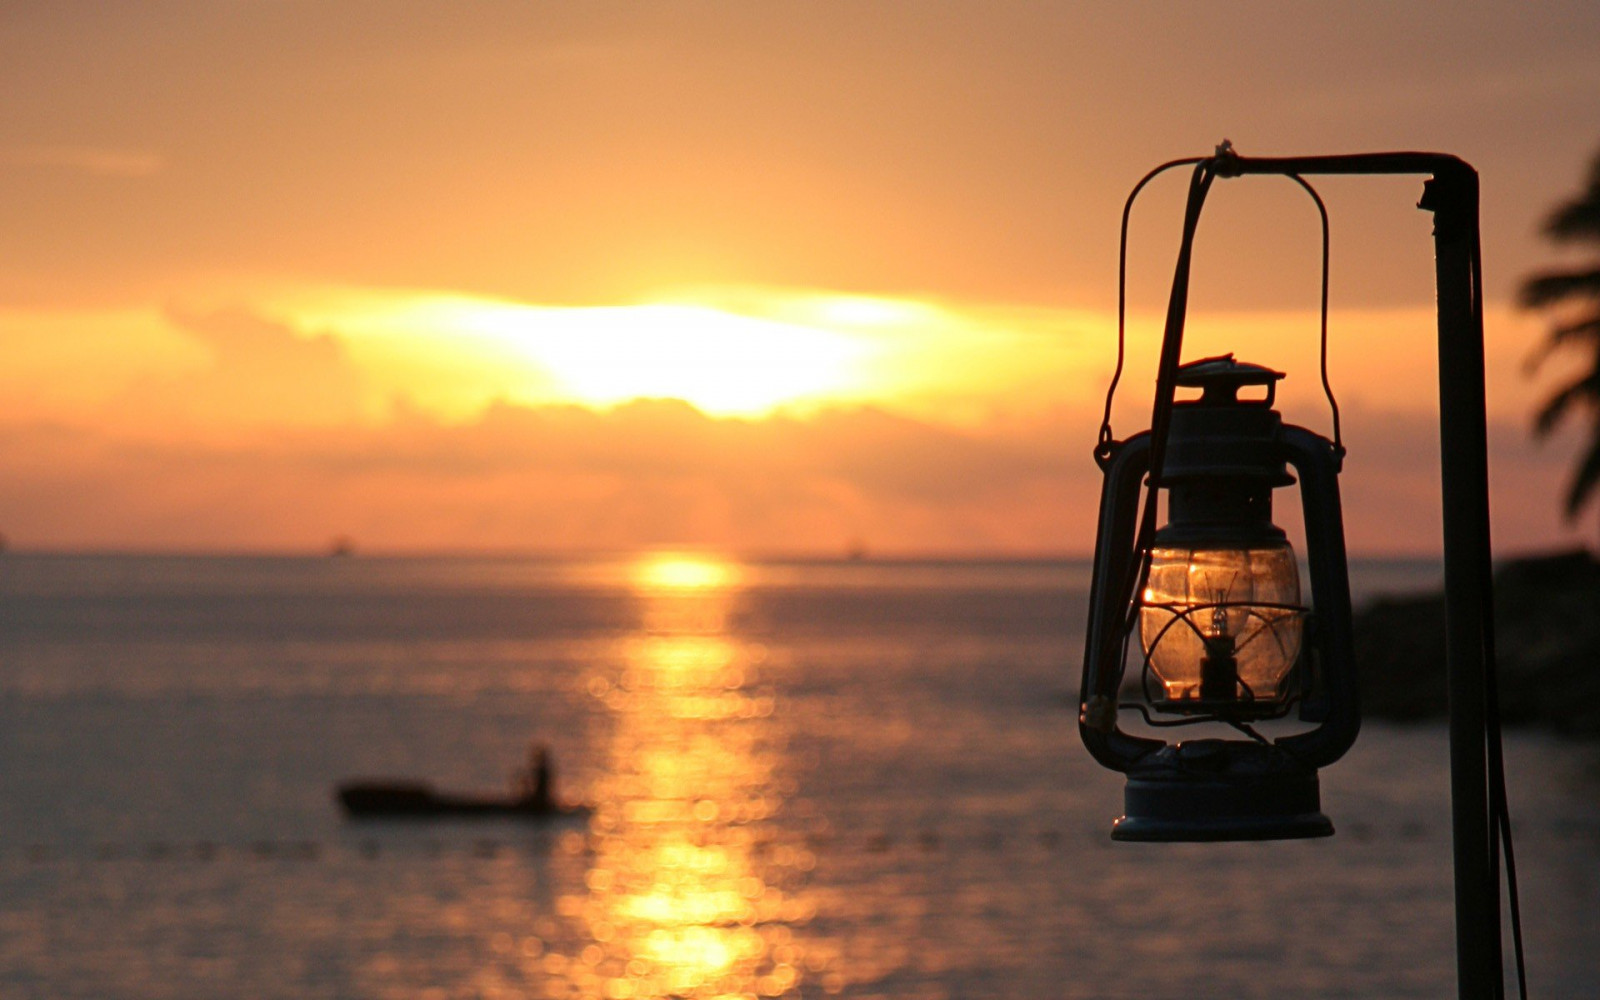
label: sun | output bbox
[632,552,741,592]
[482,301,868,416]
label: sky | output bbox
[2,1,1599,556]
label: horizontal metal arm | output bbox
[1212,150,1472,179]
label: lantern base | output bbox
[1112,769,1332,842]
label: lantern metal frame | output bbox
[1077,147,1512,999]
[1081,357,1357,842]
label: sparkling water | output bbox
[0,553,1592,999]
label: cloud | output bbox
[0,397,1080,553]
[112,306,379,432]
[0,145,164,177]
[0,384,1581,557]
[0,296,1581,556]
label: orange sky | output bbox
[2,2,1599,555]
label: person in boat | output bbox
[514,742,554,811]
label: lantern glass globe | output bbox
[1139,541,1303,709]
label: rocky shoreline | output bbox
[1355,549,1600,738]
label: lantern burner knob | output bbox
[1176,354,1285,406]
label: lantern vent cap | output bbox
[1177,354,1285,406]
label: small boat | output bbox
[336,743,589,821]
[335,781,590,820]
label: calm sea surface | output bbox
[0,553,1594,999]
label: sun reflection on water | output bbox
[631,553,743,594]
[550,552,823,999]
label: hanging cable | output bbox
[1094,157,1218,684]
[1108,160,1218,647]
[1472,214,1527,1000]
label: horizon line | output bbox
[0,543,1476,563]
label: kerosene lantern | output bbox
[1075,145,1515,996]
[1080,354,1358,841]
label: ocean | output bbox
[0,552,1594,999]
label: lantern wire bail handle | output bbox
[1096,142,1344,471]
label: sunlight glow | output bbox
[286,292,872,418]
[261,284,1131,429]
[802,294,932,328]
[632,553,740,592]
[540,304,861,415]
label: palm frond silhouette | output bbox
[1522,144,1600,523]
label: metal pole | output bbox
[1423,163,1502,999]
[1221,151,1502,998]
